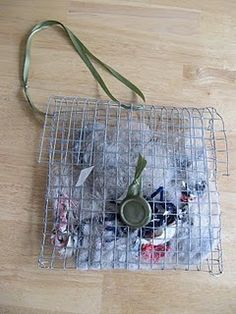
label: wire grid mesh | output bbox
[38,96,228,274]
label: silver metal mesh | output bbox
[38,96,228,274]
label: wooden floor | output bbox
[0,1,236,313]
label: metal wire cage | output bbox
[38,96,228,274]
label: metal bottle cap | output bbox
[119,154,151,228]
[120,196,152,228]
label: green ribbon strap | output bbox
[22,20,145,117]
[127,154,147,197]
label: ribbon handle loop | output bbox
[22,20,145,118]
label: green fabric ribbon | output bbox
[22,20,145,118]
[126,154,147,198]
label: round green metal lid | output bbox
[119,196,152,228]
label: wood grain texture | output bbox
[0,0,236,313]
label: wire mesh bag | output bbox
[38,96,228,274]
